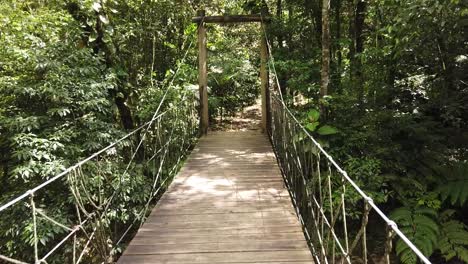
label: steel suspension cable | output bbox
[260,15,432,264]
[0,28,197,264]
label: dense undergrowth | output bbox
[0,0,467,263]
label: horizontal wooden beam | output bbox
[192,15,271,24]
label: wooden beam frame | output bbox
[197,10,209,135]
[260,30,270,133]
[194,10,271,135]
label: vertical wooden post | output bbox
[260,24,270,133]
[197,10,209,135]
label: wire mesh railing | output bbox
[0,91,199,264]
[269,94,431,264]
[259,14,432,262]
[0,28,199,264]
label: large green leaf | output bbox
[305,122,319,132]
[307,109,320,122]
[316,125,338,136]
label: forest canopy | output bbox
[0,0,467,263]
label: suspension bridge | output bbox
[0,12,432,264]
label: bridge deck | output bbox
[118,131,314,263]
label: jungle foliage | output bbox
[0,0,467,263]
[266,0,467,263]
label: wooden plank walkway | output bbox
[118,131,314,264]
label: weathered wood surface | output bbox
[197,10,209,135]
[118,131,313,264]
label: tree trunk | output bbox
[320,0,331,117]
[276,0,284,48]
[306,0,322,45]
[287,4,294,52]
[348,0,355,80]
[348,0,366,107]
[354,0,366,106]
[66,2,135,130]
[115,96,135,130]
[335,0,342,74]
[275,0,288,97]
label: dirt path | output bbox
[210,99,262,132]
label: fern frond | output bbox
[390,207,412,222]
[398,244,417,264]
[415,207,438,217]
[437,220,468,263]
[436,162,468,206]
[390,206,438,264]
[457,248,468,263]
[414,214,439,232]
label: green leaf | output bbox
[92,2,102,12]
[163,41,177,50]
[99,14,109,25]
[307,109,320,122]
[316,125,338,135]
[305,122,319,132]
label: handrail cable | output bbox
[260,15,432,264]
[0,28,197,264]
[0,111,166,214]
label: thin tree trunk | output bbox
[354,0,366,106]
[335,0,342,71]
[320,0,331,117]
[275,0,288,97]
[276,0,284,48]
[348,0,355,80]
[306,0,322,45]
[287,4,294,52]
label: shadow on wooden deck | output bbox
[117,131,314,264]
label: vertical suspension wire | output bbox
[347,198,371,262]
[341,176,350,263]
[362,201,369,264]
[30,192,39,264]
[309,186,330,264]
[112,82,198,252]
[97,159,103,207]
[317,153,324,250]
[73,232,77,264]
[327,162,335,264]
[385,226,395,264]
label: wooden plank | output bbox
[117,131,313,263]
[131,232,307,244]
[136,226,304,236]
[145,210,297,221]
[153,207,294,216]
[146,211,297,222]
[124,241,309,255]
[154,199,293,208]
[153,205,294,215]
[140,219,301,230]
[119,251,312,263]
[192,15,271,24]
